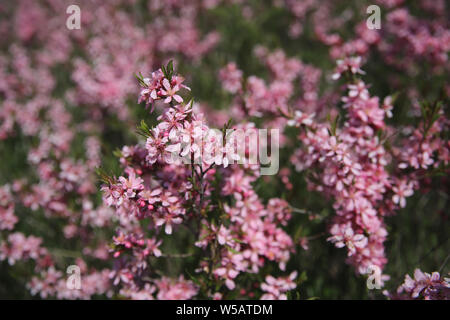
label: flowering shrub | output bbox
[386,269,450,300]
[0,0,448,299]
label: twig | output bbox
[290,206,313,215]
[438,254,450,274]
[49,248,81,258]
[160,252,193,259]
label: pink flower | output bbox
[160,78,183,104]
[260,272,297,300]
[101,184,125,207]
[395,269,450,300]
[145,126,181,164]
[138,69,165,107]
[287,110,315,127]
[119,171,144,199]
[0,233,46,265]
[214,265,240,290]
[145,238,162,258]
[219,62,243,94]
[155,212,183,235]
[328,224,368,256]
[392,180,414,208]
[332,56,365,80]
[138,69,190,109]
[217,225,234,247]
[155,276,198,300]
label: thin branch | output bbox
[160,252,193,259]
[49,248,81,258]
[306,232,326,240]
[438,254,450,274]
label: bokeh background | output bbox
[0,0,448,299]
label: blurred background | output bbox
[0,0,448,299]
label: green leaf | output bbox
[136,120,153,138]
[95,167,115,184]
[167,60,174,74]
[134,72,146,87]
[162,60,174,81]
[226,245,240,254]
[186,270,202,287]
[112,148,123,158]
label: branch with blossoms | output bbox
[214,45,449,295]
[287,55,449,284]
[99,61,301,300]
[385,268,449,300]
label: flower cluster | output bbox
[138,68,190,108]
[0,185,17,231]
[386,269,450,300]
[0,232,47,265]
[290,60,399,276]
[261,272,298,300]
[101,64,297,299]
[0,0,220,299]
